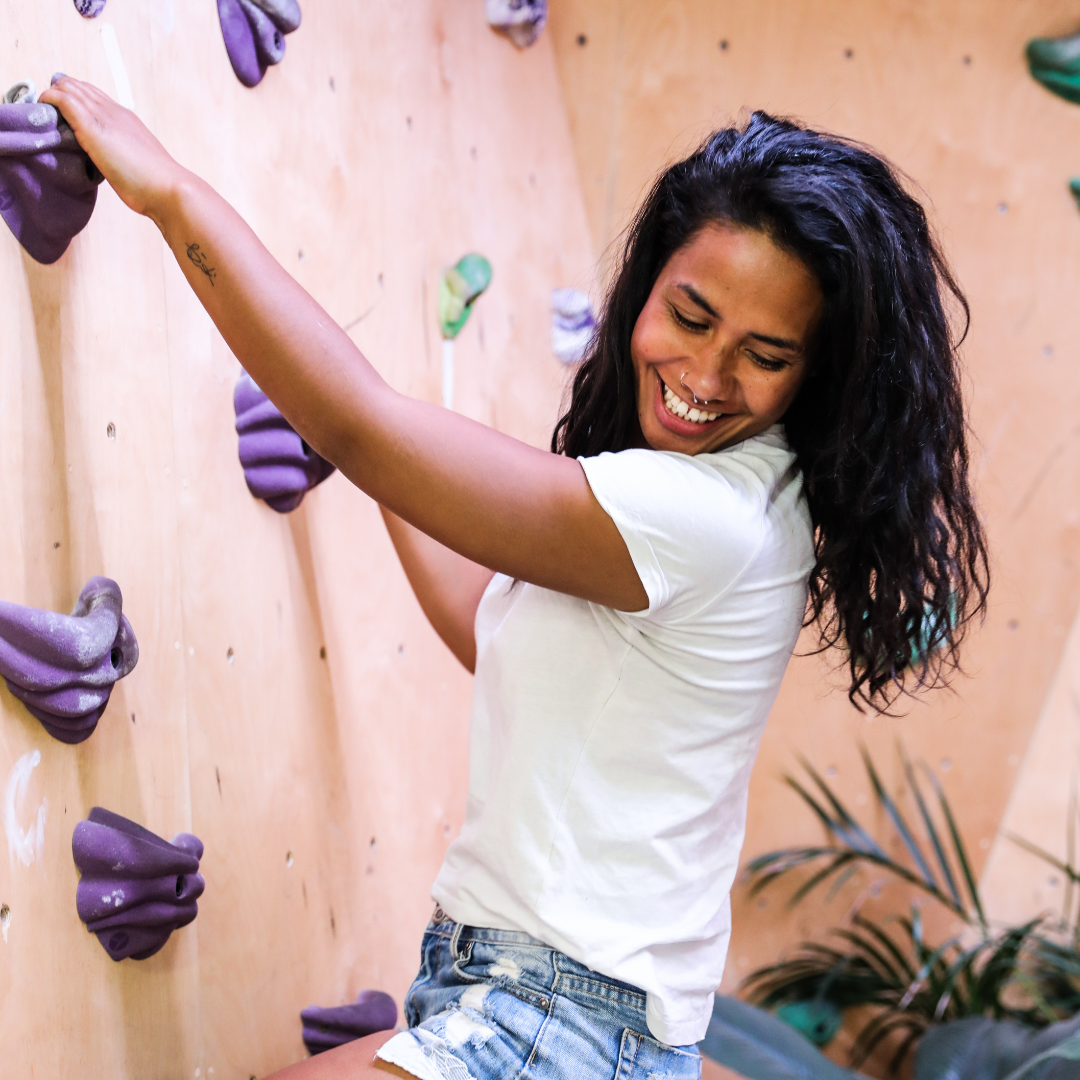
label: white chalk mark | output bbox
[150,0,175,34]
[99,24,135,110]
[5,750,48,868]
[442,338,455,410]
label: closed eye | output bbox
[670,305,709,333]
[748,350,788,373]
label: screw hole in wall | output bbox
[106,422,116,440]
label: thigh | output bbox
[263,1030,408,1079]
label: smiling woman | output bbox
[631,223,820,452]
[35,76,987,1080]
[555,112,989,709]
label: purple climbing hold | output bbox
[217,0,302,89]
[301,990,398,1055]
[550,287,596,365]
[0,77,104,265]
[72,807,205,961]
[486,0,547,48]
[73,0,108,17]
[234,370,335,513]
[0,577,139,745]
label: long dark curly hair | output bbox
[552,111,989,710]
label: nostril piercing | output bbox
[680,372,704,405]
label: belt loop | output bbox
[450,919,464,959]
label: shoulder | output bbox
[578,426,808,618]
[580,425,800,527]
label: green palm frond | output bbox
[742,908,1055,1073]
[747,746,980,921]
[740,747,1080,1074]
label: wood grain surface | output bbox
[0,2,593,1075]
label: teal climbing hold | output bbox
[438,254,492,339]
[1026,31,1080,105]
[776,1000,843,1047]
[1070,177,1080,212]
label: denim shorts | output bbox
[375,911,702,1080]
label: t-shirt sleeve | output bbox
[579,449,765,623]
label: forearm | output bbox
[380,507,494,672]
[37,76,644,610]
[153,171,384,467]
[151,173,593,584]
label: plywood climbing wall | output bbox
[548,0,1080,1039]
[0,2,593,1075]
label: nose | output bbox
[683,352,736,406]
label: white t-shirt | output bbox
[432,424,815,1046]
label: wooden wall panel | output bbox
[0,1,593,1075]
[549,0,1080,1006]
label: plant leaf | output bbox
[698,996,869,1080]
[919,762,987,926]
[800,759,886,857]
[901,747,964,909]
[1005,832,1078,880]
[1001,1029,1080,1080]
[861,746,938,891]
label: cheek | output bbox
[630,303,673,368]
[746,370,805,418]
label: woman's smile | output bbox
[631,222,823,455]
[653,373,727,435]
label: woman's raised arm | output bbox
[41,78,646,612]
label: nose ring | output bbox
[680,372,704,406]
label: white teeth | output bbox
[663,385,719,425]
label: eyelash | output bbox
[749,352,787,373]
[671,305,788,373]
[670,306,709,333]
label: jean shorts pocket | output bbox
[614,1028,702,1080]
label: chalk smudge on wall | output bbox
[5,749,48,868]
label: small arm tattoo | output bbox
[186,242,217,287]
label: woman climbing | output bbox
[40,77,989,1080]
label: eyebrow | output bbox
[674,282,803,353]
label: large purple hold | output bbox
[217,0,302,89]
[234,370,335,513]
[72,808,205,961]
[0,78,104,264]
[0,577,139,744]
[301,990,398,1055]
[486,0,547,48]
[73,0,108,17]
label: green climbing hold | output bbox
[1070,178,1080,212]
[776,1000,843,1047]
[438,253,493,339]
[1026,31,1080,105]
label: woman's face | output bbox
[631,222,824,455]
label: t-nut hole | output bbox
[274,32,283,49]
[175,874,185,897]
[106,422,116,440]
[109,930,129,953]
